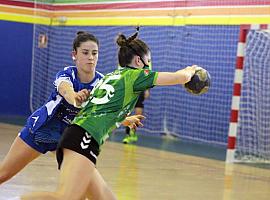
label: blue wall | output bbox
[0,21,32,116]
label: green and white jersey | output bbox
[73,66,158,145]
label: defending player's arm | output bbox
[58,81,90,107]
[155,65,196,86]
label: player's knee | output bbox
[0,165,13,184]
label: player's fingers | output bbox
[78,91,89,101]
[81,94,88,101]
[136,121,144,127]
[82,89,90,96]
[134,115,146,120]
[132,118,141,125]
[129,124,136,130]
[75,95,83,103]
[132,123,138,129]
[78,89,90,99]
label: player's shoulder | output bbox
[127,67,149,76]
[62,66,77,73]
[59,66,77,79]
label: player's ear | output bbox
[71,51,76,61]
[135,55,141,65]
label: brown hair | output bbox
[73,31,99,51]
[116,27,150,67]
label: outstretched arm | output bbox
[155,65,196,86]
[58,82,90,107]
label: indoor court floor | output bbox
[0,123,270,200]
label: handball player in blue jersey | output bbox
[0,31,142,186]
[0,31,105,184]
[16,28,197,200]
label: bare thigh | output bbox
[85,169,117,200]
[0,136,41,183]
[57,149,117,200]
[51,149,95,200]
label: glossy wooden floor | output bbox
[0,123,270,200]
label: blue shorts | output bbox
[19,118,67,154]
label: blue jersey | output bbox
[20,66,104,153]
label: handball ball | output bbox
[184,66,211,95]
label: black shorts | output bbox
[135,92,145,108]
[56,124,100,169]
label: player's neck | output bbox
[78,69,95,83]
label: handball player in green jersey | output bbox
[16,28,196,200]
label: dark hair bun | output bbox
[116,34,128,47]
[76,31,87,35]
[116,27,140,47]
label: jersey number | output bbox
[90,75,121,105]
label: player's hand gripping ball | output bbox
[184,66,211,95]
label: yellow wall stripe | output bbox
[0,12,50,25]
[49,16,270,26]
